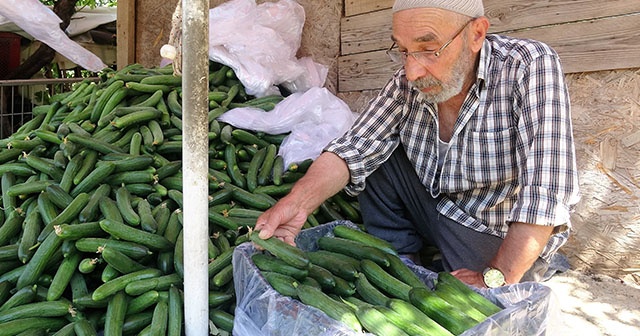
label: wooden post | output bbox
[117,0,136,69]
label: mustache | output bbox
[410,76,442,90]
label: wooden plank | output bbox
[338,49,400,92]
[116,0,136,69]
[341,9,392,55]
[484,0,640,33]
[345,0,392,17]
[343,0,640,27]
[505,13,640,74]
[338,14,640,92]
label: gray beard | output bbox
[410,47,472,103]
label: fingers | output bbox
[255,212,275,239]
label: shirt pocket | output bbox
[456,127,518,187]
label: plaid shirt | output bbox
[325,34,580,261]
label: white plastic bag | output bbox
[0,0,107,72]
[218,87,355,168]
[208,0,327,97]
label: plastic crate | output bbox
[0,32,21,79]
[233,221,552,336]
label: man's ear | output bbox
[469,17,490,52]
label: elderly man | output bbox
[255,0,580,288]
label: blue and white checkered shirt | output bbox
[325,34,581,261]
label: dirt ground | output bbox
[544,269,640,335]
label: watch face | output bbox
[484,268,505,288]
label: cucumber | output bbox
[249,231,309,270]
[47,251,82,301]
[104,290,127,336]
[245,147,266,192]
[355,272,390,306]
[125,273,181,296]
[295,283,362,333]
[207,208,240,231]
[209,309,234,333]
[230,185,274,210]
[385,253,428,289]
[434,284,490,323]
[386,298,455,336]
[70,161,116,197]
[331,276,356,297]
[92,268,163,302]
[0,285,36,312]
[409,287,479,335]
[360,259,411,301]
[150,300,169,335]
[333,225,398,256]
[111,108,163,129]
[115,186,140,226]
[78,257,99,274]
[0,317,67,336]
[16,231,63,289]
[208,291,234,307]
[261,271,299,298]
[0,210,24,247]
[99,219,173,251]
[306,263,336,290]
[211,263,234,287]
[231,129,270,148]
[436,272,502,316]
[72,149,98,186]
[356,305,410,336]
[0,300,72,323]
[0,163,36,177]
[99,196,124,222]
[101,245,146,274]
[306,250,359,281]
[257,144,277,186]
[127,290,160,315]
[318,236,390,267]
[91,80,124,123]
[207,249,233,278]
[78,184,111,223]
[75,238,152,259]
[252,253,309,280]
[167,285,183,336]
[122,312,154,335]
[6,179,53,197]
[66,133,124,155]
[73,318,98,336]
[18,204,41,263]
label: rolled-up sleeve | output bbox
[508,53,581,228]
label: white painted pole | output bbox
[181,0,210,334]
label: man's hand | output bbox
[254,152,351,246]
[254,197,308,246]
[450,268,485,288]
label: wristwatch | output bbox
[482,267,506,288]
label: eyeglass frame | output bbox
[386,18,475,65]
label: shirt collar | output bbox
[476,38,492,85]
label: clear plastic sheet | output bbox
[0,0,107,72]
[218,86,355,169]
[208,0,327,97]
[233,221,551,336]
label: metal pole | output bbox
[181,0,210,334]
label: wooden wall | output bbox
[339,0,640,92]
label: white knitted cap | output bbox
[392,0,484,17]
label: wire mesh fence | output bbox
[0,78,89,138]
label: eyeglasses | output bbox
[386,19,474,66]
